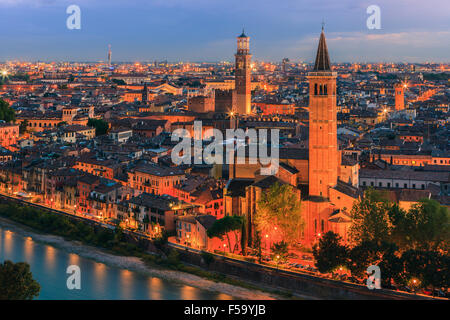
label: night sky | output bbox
[0,0,449,62]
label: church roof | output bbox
[313,29,331,71]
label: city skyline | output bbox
[0,0,448,304]
[0,0,449,63]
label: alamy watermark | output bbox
[66,265,81,290]
[171,121,279,175]
[66,5,81,30]
[366,265,381,290]
[366,5,381,30]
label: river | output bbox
[0,224,233,300]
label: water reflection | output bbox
[45,246,56,273]
[149,277,162,300]
[120,269,133,299]
[4,230,13,256]
[180,285,198,300]
[24,236,34,263]
[0,225,233,300]
[93,262,106,297]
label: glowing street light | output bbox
[410,278,420,294]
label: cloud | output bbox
[277,30,450,63]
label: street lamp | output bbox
[411,278,420,294]
[223,243,227,254]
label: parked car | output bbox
[433,289,446,297]
[399,286,412,293]
[383,284,397,291]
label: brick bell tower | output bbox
[234,29,252,115]
[308,27,338,199]
[394,83,405,111]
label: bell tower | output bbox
[234,29,252,115]
[308,27,338,198]
[394,83,405,110]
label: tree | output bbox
[400,199,449,252]
[0,98,15,123]
[377,242,404,287]
[313,231,348,274]
[87,118,109,136]
[402,249,450,291]
[207,215,243,253]
[271,241,289,264]
[0,260,40,300]
[347,240,402,284]
[19,119,29,134]
[386,203,408,248]
[255,182,304,246]
[112,79,126,86]
[349,188,394,245]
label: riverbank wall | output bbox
[168,245,437,300]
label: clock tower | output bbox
[234,29,252,115]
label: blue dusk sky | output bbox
[0,0,449,63]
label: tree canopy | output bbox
[0,98,16,123]
[19,119,29,134]
[271,240,289,264]
[0,260,40,300]
[400,199,449,252]
[255,182,304,246]
[343,190,449,289]
[313,231,348,274]
[87,118,109,136]
[350,189,449,253]
[349,188,394,244]
[112,79,126,86]
[207,215,244,253]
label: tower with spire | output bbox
[233,29,252,115]
[308,26,338,198]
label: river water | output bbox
[0,225,233,300]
